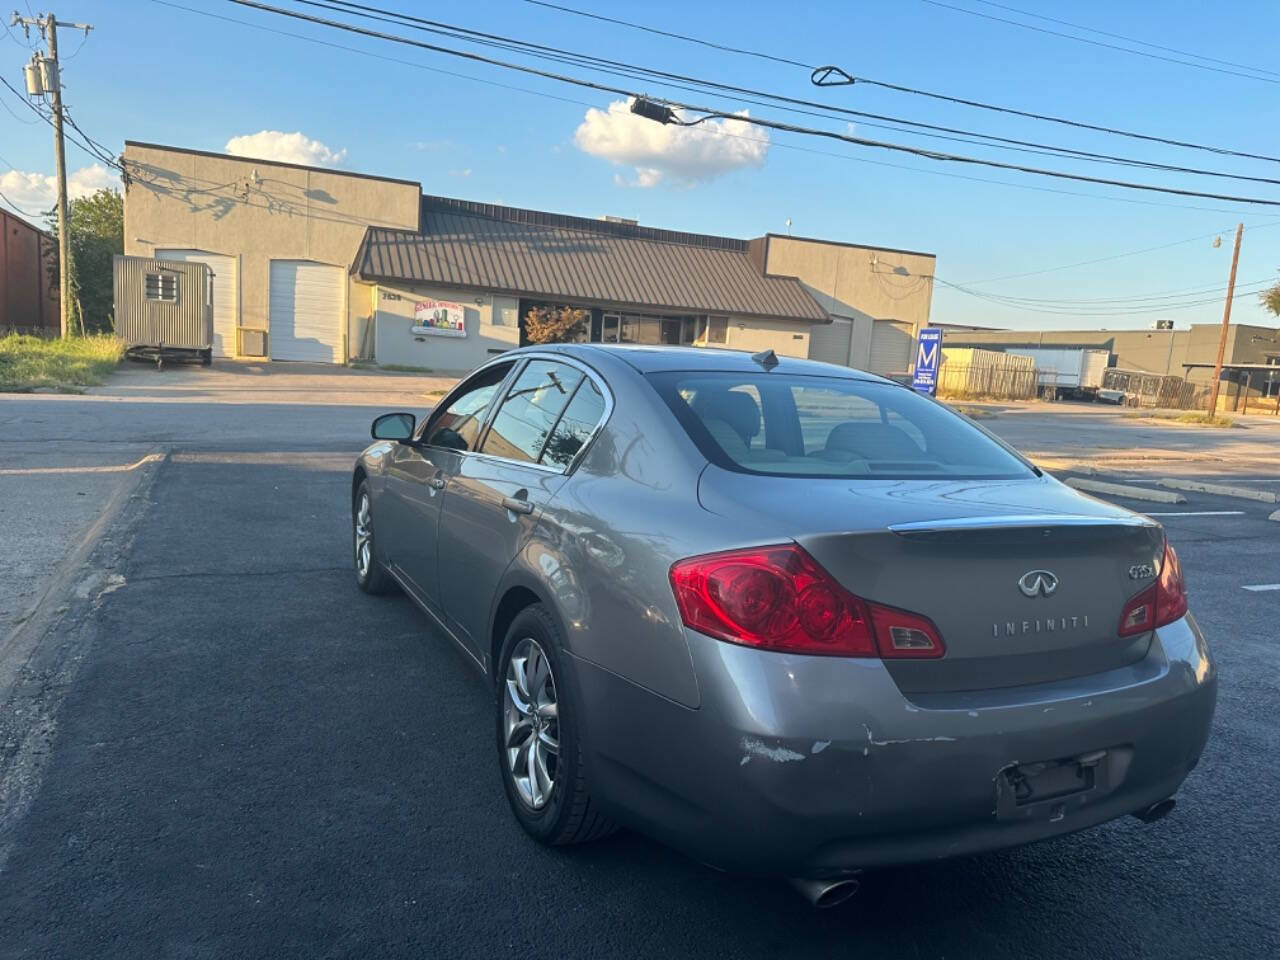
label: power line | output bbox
[302,0,1280,186]
[666,103,1280,207]
[0,75,124,172]
[525,0,1280,165]
[226,0,1280,206]
[523,0,810,69]
[956,222,1280,285]
[150,1,1258,218]
[965,0,1280,78]
[918,0,1279,85]
[934,277,1272,317]
[147,0,598,110]
[0,187,49,218]
[948,276,1272,307]
[0,87,41,124]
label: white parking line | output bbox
[1145,510,1245,517]
[1242,584,1280,592]
[0,453,164,476]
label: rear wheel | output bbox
[496,605,614,845]
[353,480,396,594]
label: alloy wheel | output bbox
[503,637,560,810]
[355,493,373,579]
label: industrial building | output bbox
[945,323,1280,401]
[1,208,59,333]
[120,141,936,372]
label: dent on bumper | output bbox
[573,614,1216,876]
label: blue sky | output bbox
[3,0,1279,331]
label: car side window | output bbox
[481,360,583,464]
[423,363,513,451]
[541,377,606,469]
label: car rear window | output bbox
[648,371,1032,480]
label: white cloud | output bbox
[224,130,346,167]
[575,99,769,187]
[0,163,118,219]
[448,168,472,178]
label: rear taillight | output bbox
[1118,540,1188,637]
[669,544,944,658]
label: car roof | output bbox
[525,343,890,382]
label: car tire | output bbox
[353,479,396,595]
[496,604,615,846]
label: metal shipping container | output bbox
[112,254,213,363]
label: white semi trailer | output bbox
[1007,348,1111,400]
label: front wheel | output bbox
[496,605,615,845]
[353,480,396,595]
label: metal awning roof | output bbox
[351,197,828,323]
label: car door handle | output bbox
[502,495,535,515]
[428,476,446,490]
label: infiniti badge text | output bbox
[993,615,1090,638]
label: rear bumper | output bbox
[573,614,1215,877]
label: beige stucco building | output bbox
[121,141,943,372]
[124,141,420,362]
[753,234,937,377]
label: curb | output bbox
[1157,478,1279,503]
[1064,477,1187,504]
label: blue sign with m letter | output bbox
[912,327,942,395]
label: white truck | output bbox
[1006,348,1111,401]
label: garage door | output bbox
[868,320,914,377]
[268,260,344,363]
[808,317,853,367]
[156,249,237,357]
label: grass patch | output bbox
[0,334,125,393]
[948,403,998,420]
[1124,409,1238,428]
[1174,412,1237,427]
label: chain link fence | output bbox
[1102,368,1280,414]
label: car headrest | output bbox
[692,390,761,445]
[825,421,922,460]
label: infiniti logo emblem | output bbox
[1018,570,1059,598]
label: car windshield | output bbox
[648,371,1033,480]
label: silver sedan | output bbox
[351,344,1215,906]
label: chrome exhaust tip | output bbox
[1133,798,1176,824]
[788,876,860,908]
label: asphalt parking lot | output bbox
[1,366,1277,958]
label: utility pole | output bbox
[1207,222,1243,416]
[12,11,93,339]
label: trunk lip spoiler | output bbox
[888,513,1158,534]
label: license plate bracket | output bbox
[995,749,1114,823]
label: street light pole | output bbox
[1207,222,1243,415]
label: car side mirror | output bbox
[371,412,416,441]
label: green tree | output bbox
[524,305,589,344]
[47,188,123,334]
[1261,273,1280,316]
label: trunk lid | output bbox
[697,468,1165,692]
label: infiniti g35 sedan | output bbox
[350,345,1215,902]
